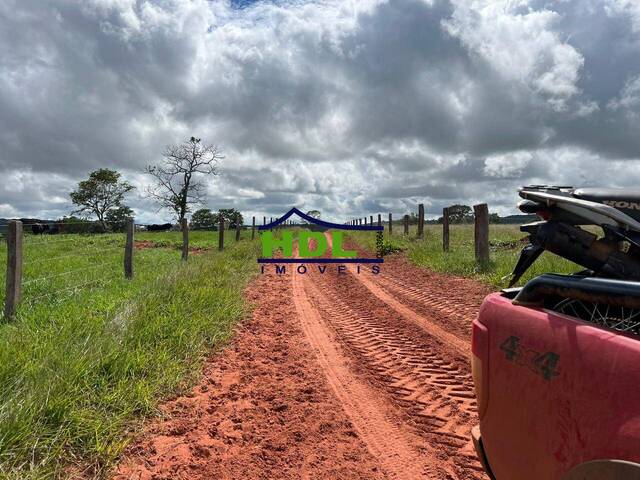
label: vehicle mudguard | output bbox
[562,460,640,480]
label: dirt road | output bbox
[115,242,491,479]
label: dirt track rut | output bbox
[114,240,491,480]
[294,251,488,479]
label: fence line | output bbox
[181,218,189,262]
[4,221,22,319]
[21,221,102,226]
[474,203,490,265]
[24,277,116,304]
[350,203,491,263]
[23,246,124,266]
[22,261,118,286]
[2,212,272,320]
[442,207,450,252]
[21,236,105,246]
[4,207,495,320]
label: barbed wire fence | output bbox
[2,207,491,320]
[347,203,491,264]
[1,215,256,321]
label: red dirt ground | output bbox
[114,238,492,480]
[133,240,158,249]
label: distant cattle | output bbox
[146,223,173,232]
[31,224,50,235]
[31,224,60,235]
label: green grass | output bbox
[349,224,580,288]
[0,229,259,478]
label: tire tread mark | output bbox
[302,278,486,478]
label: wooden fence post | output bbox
[252,216,256,240]
[403,214,409,235]
[442,207,450,252]
[474,203,490,265]
[181,218,189,261]
[388,213,392,234]
[417,203,425,239]
[370,215,373,226]
[125,218,134,279]
[263,216,266,226]
[4,220,23,320]
[218,217,224,251]
[235,216,241,241]
[377,213,382,227]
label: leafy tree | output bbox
[489,212,501,224]
[145,137,223,222]
[70,169,134,230]
[191,208,217,230]
[306,210,321,219]
[105,206,133,232]
[215,208,243,229]
[448,204,474,224]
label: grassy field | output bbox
[0,229,259,478]
[349,223,580,288]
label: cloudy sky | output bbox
[1,0,639,223]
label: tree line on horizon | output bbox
[395,205,532,226]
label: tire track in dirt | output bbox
[301,269,485,479]
[382,271,482,321]
[292,272,436,480]
[292,235,488,479]
[346,266,469,356]
[372,271,484,338]
[343,238,492,343]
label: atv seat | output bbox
[573,188,640,203]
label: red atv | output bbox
[472,186,640,479]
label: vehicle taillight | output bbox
[536,209,550,220]
[471,320,489,420]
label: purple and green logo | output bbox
[258,208,383,274]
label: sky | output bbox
[1,0,640,224]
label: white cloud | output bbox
[605,0,640,33]
[484,151,533,178]
[443,0,584,110]
[608,75,640,118]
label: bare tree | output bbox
[145,137,223,222]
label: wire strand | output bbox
[20,221,104,226]
[23,261,122,285]
[23,246,124,266]
[25,278,116,304]
[22,236,120,246]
